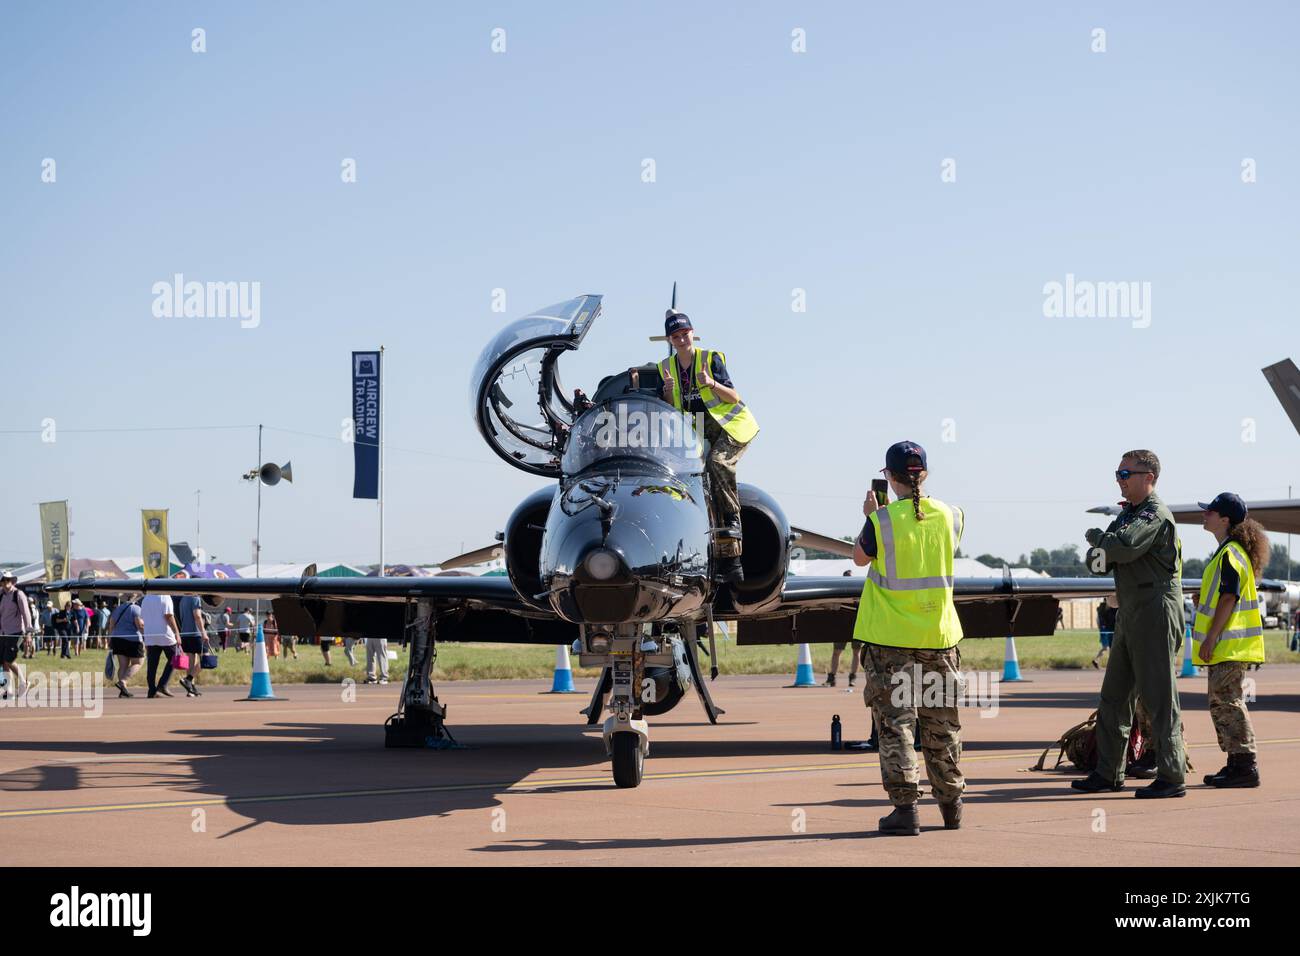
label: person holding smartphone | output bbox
[852,441,966,835]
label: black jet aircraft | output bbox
[51,294,1126,788]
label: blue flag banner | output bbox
[352,351,381,499]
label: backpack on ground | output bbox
[1032,710,1145,772]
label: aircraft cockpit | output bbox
[471,295,706,481]
[560,394,704,478]
[469,295,600,477]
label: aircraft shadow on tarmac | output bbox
[0,719,936,829]
[1,723,608,826]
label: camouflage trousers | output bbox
[1208,661,1256,755]
[703,416,749,555]
[861,644,965,807]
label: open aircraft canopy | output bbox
[469,295,601,477]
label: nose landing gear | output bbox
[578,622,673,788]
[606,712,649,788]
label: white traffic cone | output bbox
[1001,635,1024,682]
[1179,624,1196,677]
[544,643,578,693]
[787,643,818,688]
[238,623,284,701]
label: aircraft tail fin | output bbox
[1262,358,1300,438]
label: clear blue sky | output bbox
[3,1,1297,569]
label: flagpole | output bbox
[256,423,263,618]
[378,345,385,578]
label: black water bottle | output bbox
[831,714,842,751]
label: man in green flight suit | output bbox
[1073,449,1188,798]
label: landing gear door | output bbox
[469,295,601,477]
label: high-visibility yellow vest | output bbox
[1192,540,1264,665]
[852,497,964,648]
[659,349,759,444]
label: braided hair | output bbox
[904,456,926,521]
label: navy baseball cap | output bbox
[664,312,693,336]
[884,441,927,474]
[1198,492,1248,524]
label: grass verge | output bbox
[14,630,1299,687]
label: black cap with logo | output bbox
[1198,492,1248,525]
[664,312,693,337]
[884,441,927,474]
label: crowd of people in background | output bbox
[98,594,393,697]
[2,573,395,700]
[12,596,115,659]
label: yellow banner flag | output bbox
[38,500,71,609]
[142,509,169,579]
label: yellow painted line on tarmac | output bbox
[461,694,589,698]
[3,737,1297,821]
[3,695,582,721]
[2,704,399,722]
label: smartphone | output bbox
[871,479,889,506]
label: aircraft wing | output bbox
[1262,358,1300,436]
[781,573,1290,607]
[781,575,1117,607]
[763,571,1291,646]
[736,573,1119,643]
[1087,500,1300,536]
[45,574,578,645]
[790,526,855,557]
[437,543,505,571]
[1169,500,1300,536]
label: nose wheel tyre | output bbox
[611,731,645,788]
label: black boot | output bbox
[1232,752,1261,788]
[1071,771,1124,793]
[939,798,962,830]
[716,519,744,585]
[1205,752,1259,788]
[1135,778,1186,798]
[719,555,744,585]
[878,804,920,836]
[1127,750,1157,779]
[1203,760,1232,786]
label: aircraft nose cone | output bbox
[577,547,627,584]
[539,473,711,623]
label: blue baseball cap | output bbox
[884,441,927,474]
[664,312,693,336]
[1198,492,1247,524]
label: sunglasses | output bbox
[1114,469,1153,480]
